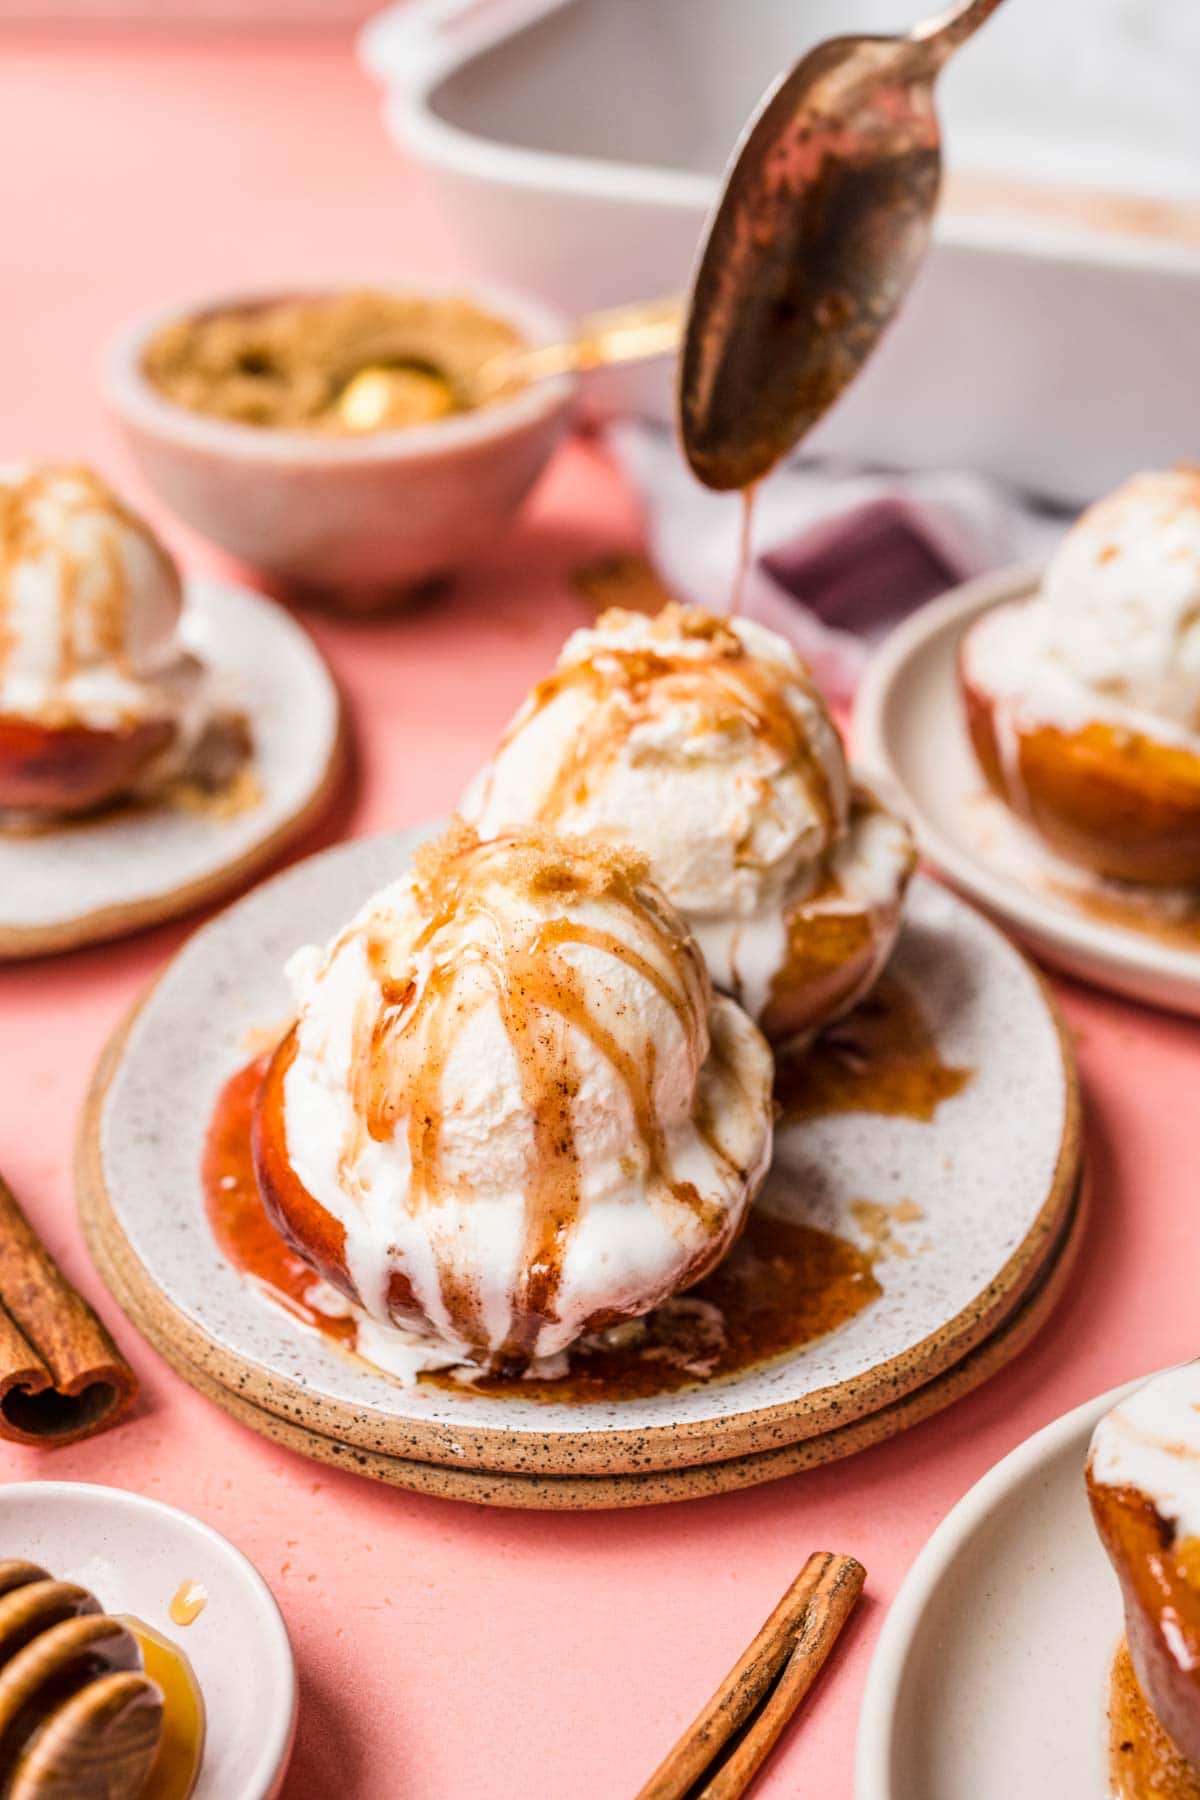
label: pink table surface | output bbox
[2,29,1197,1800]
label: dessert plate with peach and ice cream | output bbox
[78,605,1081,1507]
[856,468,1200,1015]
[858,1362,1200,1800]
[0,464,343,957]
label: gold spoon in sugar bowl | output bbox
[334,294,685,430]
[679,0,1008,492]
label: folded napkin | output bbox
[603,420,1068,705]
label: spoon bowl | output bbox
[680,0,1007,492]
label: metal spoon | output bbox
[679,0,1008,492]
[334,295,684,431]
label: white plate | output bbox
[0,1480,296,1800]
[0,577,342,958]
[89,824,1076,1476]
[855,1378,1145,1800]
[853,568,1200,1018]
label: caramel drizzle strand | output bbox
[0,467,153,696]
[491,618,835,844]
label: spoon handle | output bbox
[517,295,683,386]
[911,0,1007,64]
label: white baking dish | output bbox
[361,0,1200,503]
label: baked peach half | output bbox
[761,785,915,1046]
[1090,1475,1200,1773]
[0,712,177,818]
[960,617,1200,885]
[250,1027,421,1325]
[250,1016,750,1355]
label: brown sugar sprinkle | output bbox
[411,819,651,913]
[848,1197,926,1264]
[141,289,524,433]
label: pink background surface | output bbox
[1,31,1196,1800]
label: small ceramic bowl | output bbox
[105,281,576,611]
[0,1481,296,1799]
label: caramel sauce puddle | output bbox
[204,972,967,1404]
[775,972,971,1124]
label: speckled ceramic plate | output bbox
[0,578,344,958]
[0,1480,296,1798]
[855,1376,1147,1800]
[77,826,1081,1480]
[853,569,1200,1018]
[82,1174,1086,1510]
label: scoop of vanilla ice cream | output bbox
[0,464,198,728]
[1037,469,1200,733]
[279,825,775,1371]
[461,606,861,1022]
[463,606,850,918]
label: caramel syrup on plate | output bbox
[203,1055,355,1349]
[203,974,967,1403]
[431,1207,880,1402]
[1108,1639,1200,1800]
[775,972,972,1125]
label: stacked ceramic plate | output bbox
[78,826,1083,1509]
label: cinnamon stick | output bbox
[635,1552,866,1800]
[0,1173,136,1445]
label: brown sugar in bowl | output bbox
[104,282,576,613]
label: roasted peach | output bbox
[251,1027,420,1324]
[961,635,1200,885]
[0,713,176,818]
[1090,1476,1200,1773]
[761,786,915,1046]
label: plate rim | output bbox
[0,1477,298,1800]
[79,1179,1087,1510]
[853,1372,1155,1800]
[0,576,347,961]
[76,827,1082,1476]
[852,566,1200,999]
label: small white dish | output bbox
[853,568,1200,1017]
[86,824,1078,1478]
[106,282,575,607]
[0,576,343,959]
[0,1480,296,1800]
[855,1377,1146,1800]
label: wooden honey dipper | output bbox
[0,1560,163,1800]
